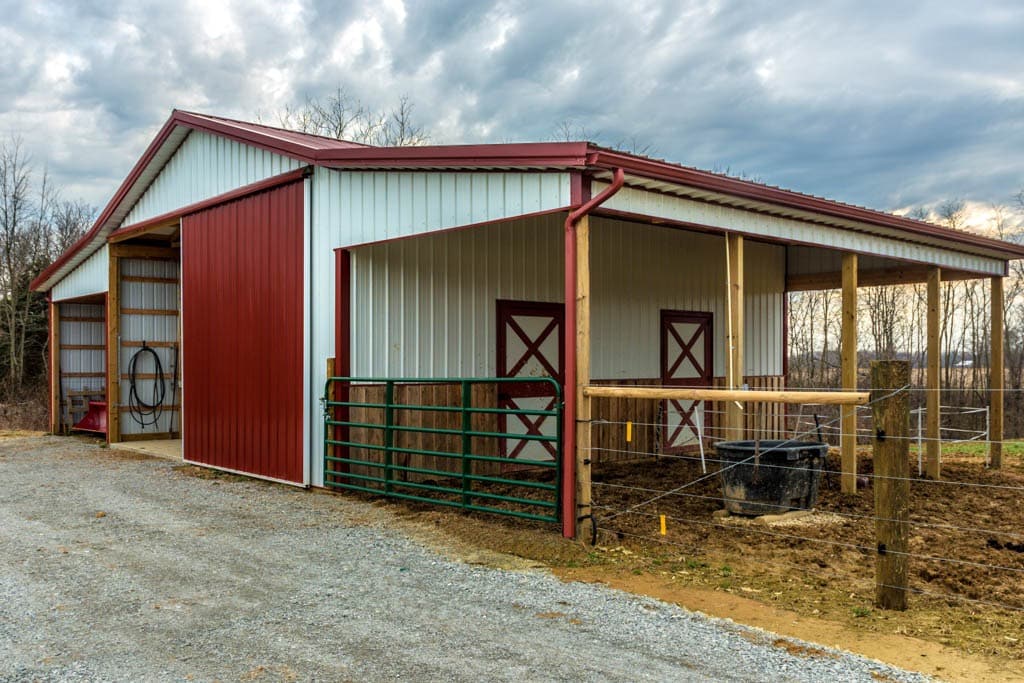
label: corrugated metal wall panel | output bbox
[58,303,105,398]
[349,215,564,377]
[344,215,783,380]
[590,219,783,377]
[118,259,180,436]
[597,182,1006,275]
[52,244,108,301]
[312,167,571,248]
[307,167,572,485]
[121,131,303,227]
[182,181,305,483]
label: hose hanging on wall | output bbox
[127,342,166,430]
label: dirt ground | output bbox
[372,447,1024,682]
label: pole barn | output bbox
[33,110,1024,539]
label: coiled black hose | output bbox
[127,342,166,430]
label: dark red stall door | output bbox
[660,310,713,453]
[496,300,564,464]
[182,181,305,484]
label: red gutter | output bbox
[562,167,625,539]
[590,149,1024,259]
[316,141,590,168]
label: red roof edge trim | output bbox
[109,166,312,242]
[30,113,186,291]
[32,109,336,292]
[591,149,1024,259]
[315,141,591,168]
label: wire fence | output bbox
[586,383,1024,616]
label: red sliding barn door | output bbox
[496,300,564,464]
[181,181,305,484]
[661,310,713,453]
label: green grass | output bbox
[906,439,1024,459]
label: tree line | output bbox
[788,199,1024,438]
[0,137,92,420]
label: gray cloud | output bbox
[1,0,1022,217]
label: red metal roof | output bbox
[176,111,370,156]
[31,109,1024,292]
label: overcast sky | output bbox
[2,0,1023,227]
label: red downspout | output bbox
[562,166,625,538]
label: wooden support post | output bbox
[725,234,744,440]
[107,255,121,443]
[841,253,858,494]
[990,276,1004,469]
[575,214,594,542]
[49,301,61,434]
[926,267,941,479]
[871,360,910,611]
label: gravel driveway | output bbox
[0,436,930,682]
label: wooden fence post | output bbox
[871,360,910,611]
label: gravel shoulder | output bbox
[0,435,932,682]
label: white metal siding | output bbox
[345,215,783,379]
[598,182,1007,276]
[307,167,573,485]
[591,219,783,378]
[350,215,564,377]
[58,302,106,398]
[118,259,180,436]
[312,167,572,248]
[121,131,303,227]
[52,244,109,301]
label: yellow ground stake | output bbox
[626,420,633,443]
[659,514,667,536]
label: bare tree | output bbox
[276,86,428,146]
[0,137,92,402]
[862,285,904,359]
[379,96,428,147]
[0,138,39,392]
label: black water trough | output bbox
[715,440,828,516]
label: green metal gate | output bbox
[323,377,562,523]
